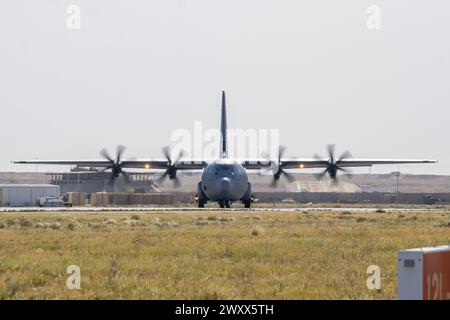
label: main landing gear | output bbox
[195,194,207,208]
[196,182,208,208]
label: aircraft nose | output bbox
[220,177,232,197]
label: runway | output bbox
[0,206,438,213]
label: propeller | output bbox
[314,145,352,183]
[100,145,129,182]
[157,146,184,187]
[270,146,296,188]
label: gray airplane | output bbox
[13,91,437,208]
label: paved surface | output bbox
[0,206,438,213]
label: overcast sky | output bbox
[0,0,448,175]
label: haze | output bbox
[0,0,448,174]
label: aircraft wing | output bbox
[241,158,437,169]
[333,159,438,168]
[13,158,437,170]
[240,159,330,170]
[12,159,208,170]
[121,160,208,170]
[12,160,114,168]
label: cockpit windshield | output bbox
[215,164,236,175]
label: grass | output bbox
[0,209,449,299]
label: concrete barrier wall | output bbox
[90,192,176,206]
[255,192,450,204]
[68,192,85,206]
[90,192,110,206]
[88,191,450,206]
[171,192,450,205]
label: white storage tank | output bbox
[0,184,61,207]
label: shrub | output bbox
[252,226,264,236]
[122,219,139,226]
[219,217,235,222]
[154,221,163,228]
[169,221,179,227]
[35,222,46,228]
[88,222,102,229]
[50,222,62,230]
[19,218,32,228]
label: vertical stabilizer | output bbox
[220,91,227,158]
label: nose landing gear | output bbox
[219,200,231,208]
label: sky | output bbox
[0,0,449,175]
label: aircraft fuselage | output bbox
[199,159,251,206]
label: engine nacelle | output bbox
[167,166,177,179]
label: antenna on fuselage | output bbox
[220,90,228,158]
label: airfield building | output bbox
[46,171,159,193]
[0,184,60,207]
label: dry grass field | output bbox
[0,209,449,299]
